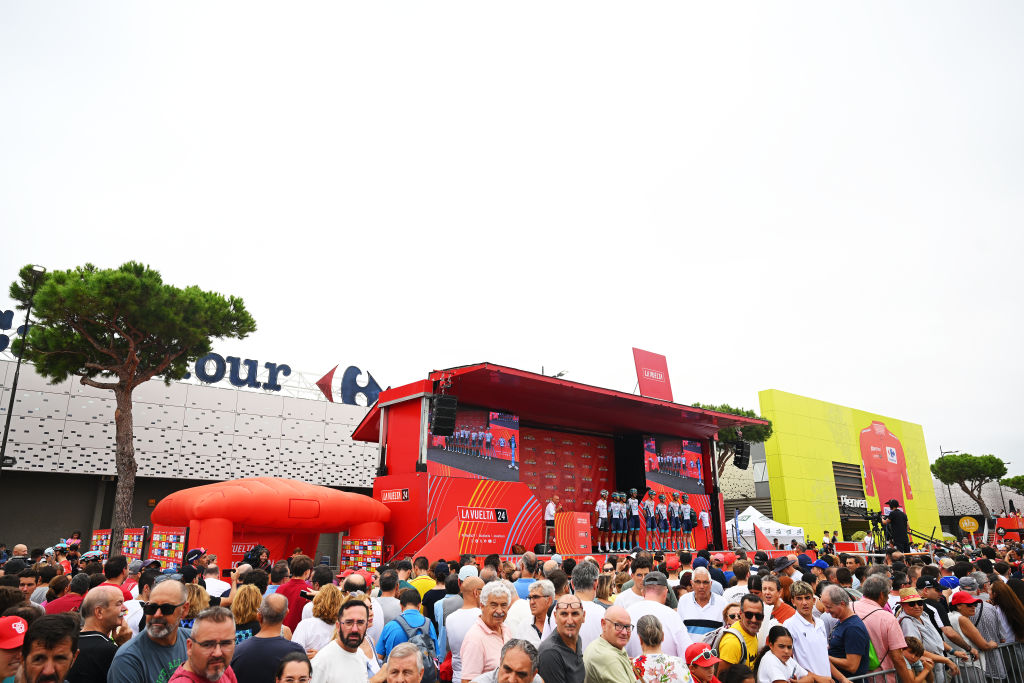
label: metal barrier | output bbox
[844,641,1024,682]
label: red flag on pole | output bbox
[753,523,773,551]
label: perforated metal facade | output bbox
[0,358,375,487]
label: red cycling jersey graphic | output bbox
[859,420,912,509]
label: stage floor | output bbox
[427,448,519,482]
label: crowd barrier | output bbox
[846,641,1024,682]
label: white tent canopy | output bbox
[730,506,805,550]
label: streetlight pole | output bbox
[0,265,46,481]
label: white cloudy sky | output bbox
[2,3,1022,469]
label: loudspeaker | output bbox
[430,395,458,436]
[733,441,750,470]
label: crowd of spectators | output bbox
[3,536,1024,683]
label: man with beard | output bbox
[169,607,237,682]
[108,579,190,683]
[537,594,585,683]
[20,614,79,683]
[310,598,371,683]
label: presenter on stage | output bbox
[883,498,911,553]
[545,495,561,549]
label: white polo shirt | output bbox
[782,612,830,677]
[625,600,693,657]
[677,591,727,636]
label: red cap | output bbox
[685,642,721,667]
[951,591,981,606]
[336,568,374,587]
[665,555,680,571]
[0,616,28,649]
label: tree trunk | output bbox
[111,387,137,555]
[961,482,992,521]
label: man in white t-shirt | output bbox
[446,577,484,683]
[614,557,652,611]
[721,560,751,605]
[544,495,560,547]
[203,566,231,598]
[782,580,830,677]
[677,567,726,638]
[625,572,692,657]
[310,599,371,683]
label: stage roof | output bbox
[352,362,768,443]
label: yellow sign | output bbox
[758,390,942,541]
[959,517,979,532]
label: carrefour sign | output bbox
[186,353,381,406]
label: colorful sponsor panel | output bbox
[122,528,146,561]
[148,525,188,570]
[340,537,383,569]
[554,512,592,555]
[758,389,941,543]
[90,529,112,556]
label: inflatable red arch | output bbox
[151,477,391,568]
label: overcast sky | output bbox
[2,3,1022,471]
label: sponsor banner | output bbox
[381,488,410,503]
[122,528,147,561]
[554,512,591,555]
[90,529,112,556]
[632,348,673,401]
[427,476,543,555]
[148,525,188,570]
[340,537,383,569]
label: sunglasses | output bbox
[743,611,764,621]
[726,612,741,620]
[143,600,186,616]
[692,648,718,663]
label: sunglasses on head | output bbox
[143,600,186,616]
[692,648,718,663]
[743,610,764,621]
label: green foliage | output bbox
[11,262,256,387]
[1001,475,1024,497]
[690,403,773,444]
[851,531,867,542]
[931,453,1006,519]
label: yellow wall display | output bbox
[758,389,941,543]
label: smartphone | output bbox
[222,568,233,578]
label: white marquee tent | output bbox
[731,505,805,550]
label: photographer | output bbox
[884,499,911,553]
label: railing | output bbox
[386,517,437,562]
[846,641,1024,682]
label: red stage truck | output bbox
[352,363,768,560]
[995,516,1024,542]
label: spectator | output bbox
[722,561,751,604]
[275,555,313,631]
[0,615,28,682]
[758,575,794,639]
[421,562,450,632]
[625,572,690,658]
[169,606,237,682]
[595,574,615,609]
[471,638,541,683]
[292,585,343,657]
[631,614,688,683]
[514,580,553,647]
[537,593,585,683]
[231,593,304,683]
[460,581,512,682]
[685,642,723,683]
[310,598,371,683]
[717,594,762,677]
[409,557,434,599]
[274,652,311,683]
[820,584,869,680]
[183,585,211,628]
[18,569,39,602]
[99,556,134,603]
[781,581,829,678]
[68,585,130,683]
[894,588,961,683]
[395,560,415,592]
[21,613,80,683]
[29,566,57,605]
[447,576,484,683]
[230,584,262,642]
[949,590,1003,678]
[582,605,634,683]
[377,589,438,661]
[44,575,70,604]
[853,575,914,682]
[299,567,335,621]
[513,553,539,600]
[753,624,827,683]
[203,567,230,599]
[108,579,190,683]
[614,556,652,611]
[45,572,90,615]
[677,567,725,638]
[383,642,422,683]
[377,570,403,625]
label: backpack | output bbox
[395,614,439,683]
[860,608,885,670]
[718,627,749,666]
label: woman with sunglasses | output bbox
[632,614,691,682]
[722,603,741,628]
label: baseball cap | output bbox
[886,499,900,508]
[141,559,161,570]
[551,554,563,565]
[185,548,207,565]
[0,616,28,650]
[128,560,144,574]
[958,576,979,592]
[939,576,960,590]
[685,642,721,667]
[811,559,829,569]
[643,571,669,587]
[693,557,709,569]
[433,561,450,579]
[712,553,725,563]
[458,565,479,581]
[916,576,941,591]
[665,555,680,571]
[938,557,955,569]
[951,591,982,606]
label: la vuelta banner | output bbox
[426,476,543,555]
[632,348,673,401]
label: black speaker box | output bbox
[431,395,458,436]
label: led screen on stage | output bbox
[643,436,706,495]
[427,406,521,482]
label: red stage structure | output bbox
[353,363,768,560]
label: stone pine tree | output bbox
[10,263,256,553]
[931,453,1006,520]
[689,402,773,472]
